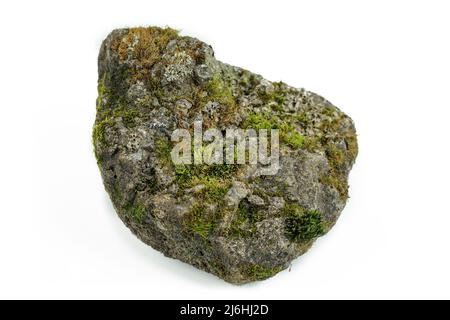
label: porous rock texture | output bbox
[93,27,358,284]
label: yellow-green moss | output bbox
[205,75,236,107]
[176,164,238,187]
[242,112,305,149]
[240,264,282,281]
[258,81,291,112]
[154,137,173,166]
[186,203,220,240]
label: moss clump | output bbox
[176,164,236,202]
[175,164,238,187]
[186,203,219,240]
[229,199,262,238]
[242,112,305,149]
[294,113,310,127]
[326,143,345,167]
[302,136,320,152]
[195,74,238,125]
[205,75,236,108]
[112,106,140,128]
[258,81,291,112]
[93,117,113,146]
[154,137,173,166]
[283,203,325,242]
[92,117,114,164]
[240,264,282,282]
[320,172,348,199]
[320,143,351,200]
[280,123,305,148]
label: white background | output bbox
[0,0,449,300]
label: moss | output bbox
[294,113,310,127]
[207,75,235,105]
[125,203,147,224]
[115,27,179,65]
[195,74,237,120]
[186,203,218,240]
[326,144,345,167]
[154,137,173,166]
[258,81,289,112]
[242,112,305,149]
[283,203,325,242]
[242,112,277,130]
[203,179,230,200]
[303,136,321,152]
[320,142,353,200]
[320,172,349,200]
[176,164,238,188]
[110,105,140,128]
[176,164,235,202]
[280,123,305,148]
[240,264,282,281]
[345,134,358,162]
[93,117,113,145]
[229,199,262,238]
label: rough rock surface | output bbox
[93,27,358,284]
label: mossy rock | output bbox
[93,26,358,284]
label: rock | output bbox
[93,26,358,284]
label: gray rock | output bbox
[93,26,358,284]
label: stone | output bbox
[93,26,358,284]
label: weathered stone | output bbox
[93,26,358,284]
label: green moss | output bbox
[345,134,358,162]
[280,124,305,149]
[258,81,289,112]
[242,112,305,149]
[154,137,173,166]
[320,172,349,200]
[176,164,235,202]
[202,179,230,200]
[205,75,236,107]
[186,203,218,240]
[229,199,262,238]
[294,113,310,127]
[195,74,237,123]
[125,203,147,224]
[303,136,320,152]
[283,203,325,242]
[93,117,113,145]
[240,264,282,281]
[112,106,140,128]
[320,142,353,200]
[242,112,277,130]
[176,164,238,187]
[326,144,345,167]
